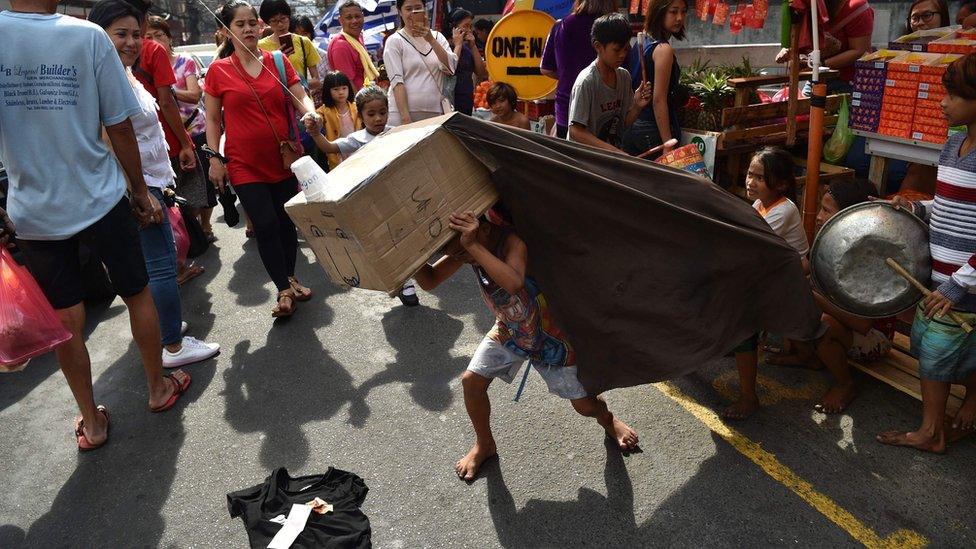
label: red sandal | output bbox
[150,370,191,413]
[74,405,110,452]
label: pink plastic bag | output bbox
[771,86,811,123]
[167,206,190,272]
[0,248,72,370]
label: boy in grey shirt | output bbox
[568,13,650,153]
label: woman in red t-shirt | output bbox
[204,0,321,317]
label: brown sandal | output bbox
[272,288,296,317]
[288,277,313,301]
[177,263,205,286]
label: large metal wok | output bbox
[810,202,930,318]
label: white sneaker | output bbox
[163,336,220,369]
[181,321,188,335]
[397,279,420,307]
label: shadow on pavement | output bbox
[486,438,637,547]
[18,337,218,548]
[347,306,469,427]
[178,240,221,339]
[222,278,352,470]
[226,237,271,307]
[427,268,495,335]
[0,299,124,415]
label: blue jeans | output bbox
[139,187,183,346]
[622,119,669,156]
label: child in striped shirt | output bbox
[881,52,976,453]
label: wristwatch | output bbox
[200,144,228,164]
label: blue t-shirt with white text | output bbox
[0,11,141,240]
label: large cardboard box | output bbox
[285,114,498,293]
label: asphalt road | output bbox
[1,214,974,548]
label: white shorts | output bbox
[467,337,588,400]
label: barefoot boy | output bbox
[878,53,976,453]
[568,13,650,153]
[415,209,639,480]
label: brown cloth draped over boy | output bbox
[440,114,823,395]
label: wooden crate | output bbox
[795,158,855,212]
[704,70,843,194]
[850,333,966,417]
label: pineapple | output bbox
[678,57,756,131]
[687,72,735,131]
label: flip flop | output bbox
[75,405,110,452]
[150,371,191,413]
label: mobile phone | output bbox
[279,33,295,53]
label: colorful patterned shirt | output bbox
[172,54,205,137]
[473,231,576,367]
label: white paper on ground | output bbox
[267,503,312,549]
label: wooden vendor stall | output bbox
[675,66,844,192]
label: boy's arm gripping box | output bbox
[285,115,499,293]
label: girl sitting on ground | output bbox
[315,70,361,169]
[724,147,809,420]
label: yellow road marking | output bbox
[654,381,929,549]
[711,370,825,405]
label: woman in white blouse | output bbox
[383,0,458,126]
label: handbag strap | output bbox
[398,30,451,102]
[272,51,300,141]
[827,2,870,34]
[230,54,285,144]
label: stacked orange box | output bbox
[887,27,953,51]
[927,31,976,54]
[911,53,963,143]
[879,52,939,138]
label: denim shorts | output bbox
[467,337,588,400]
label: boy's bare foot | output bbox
[455,442,497,481]
[950,394,976,431]
[813,384,857,414]
[722,396,760,420]
[877,429,946,454]
[605,417,639,450]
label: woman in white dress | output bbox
[383,0,458,126]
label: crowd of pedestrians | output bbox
[0,0,495,451]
